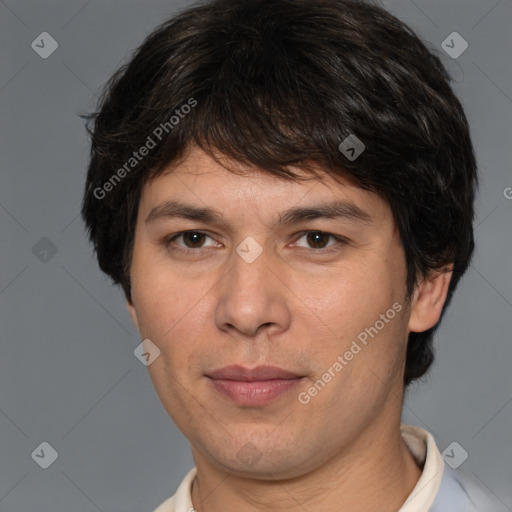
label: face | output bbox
[127,145,436,480]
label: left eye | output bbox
[293,231,342,249]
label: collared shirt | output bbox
[153,424,506,512]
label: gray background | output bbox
[1,0,511,511]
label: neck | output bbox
[190,418,422,512]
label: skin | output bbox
[127,144,452,512]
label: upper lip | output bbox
[206,365,302,381]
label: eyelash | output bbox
[163,230,348,254]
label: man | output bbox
[81,0,505,510]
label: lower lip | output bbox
[208,378,303,406]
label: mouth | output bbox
[205,365,305,406]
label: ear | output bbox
[126,299,141,336]
[408,266,453,333]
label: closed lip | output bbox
[206,365,302,381]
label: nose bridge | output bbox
[214,236,290,336]
[228,237,273,302]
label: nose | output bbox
[214,243,292,338]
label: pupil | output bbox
[308,231,327,248]
[185,232,204,247]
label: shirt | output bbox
[153,424,506,512]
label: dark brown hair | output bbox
[81,0,477,386]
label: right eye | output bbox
[163,231,221,252]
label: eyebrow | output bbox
[145,199,373,227]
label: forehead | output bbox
[139,145,392,224]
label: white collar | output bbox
[398,424,444,511]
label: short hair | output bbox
[81,0,478,386]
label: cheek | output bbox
[130,241,195,336]
[293,260,398,337]
[292,259,408,388]
[130,267,208,413]
[130,259,217,381]
[132,285,204,356]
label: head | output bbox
[81,0,477,477]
